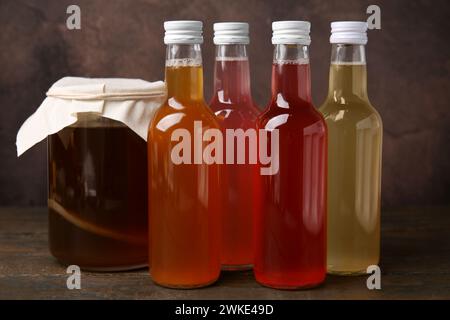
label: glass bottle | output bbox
[319,21,382,275]
[148,21,221,288]
[254,21,327,289]
[209,22,260,270]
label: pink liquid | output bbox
[254,62,327,288]
[210,58,260,269]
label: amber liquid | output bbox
[320,63,382,274]
[148,64,221,288]
[48,118,148,271]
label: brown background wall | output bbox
[0,0,449,208]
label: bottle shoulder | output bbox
[258,101,326,131]
[319,97,382,129]
[209,98,260,128]
[209,98,260,114]
[150,98,219,133]
[260,99,323,120]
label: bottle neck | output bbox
[327,44,368,100]
[165,44,204,102]
[212,44,252,105]
[271,44,312,104]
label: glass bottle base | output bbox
[151,276,219,289]
[327,268,368,276]
[255,278,324,290]
[257,281,324,290]
[222,264,253,271]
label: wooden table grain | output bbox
[0,206,449,299]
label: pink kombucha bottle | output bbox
[209,22,260,270]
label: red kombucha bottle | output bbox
[254,21,327,289]
[209,23,260,270]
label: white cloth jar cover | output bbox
[16,77,166,156]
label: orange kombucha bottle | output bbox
[148,21,221,288]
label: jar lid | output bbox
[16,77,166,156]
[46,77,166,100]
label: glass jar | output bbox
[48,113,148,271]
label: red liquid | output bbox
[254,62,327,288]
[209,58,260,269]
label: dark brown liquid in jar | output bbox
[48,114,148,271]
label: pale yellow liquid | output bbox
[320,63,382,275]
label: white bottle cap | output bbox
[330,21,368,45]
[213,22,249,45]
[164,20,203,44]
[272,21,311,45]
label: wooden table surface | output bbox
[0,206,449,300]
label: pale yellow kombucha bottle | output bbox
[319,22,383,275]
